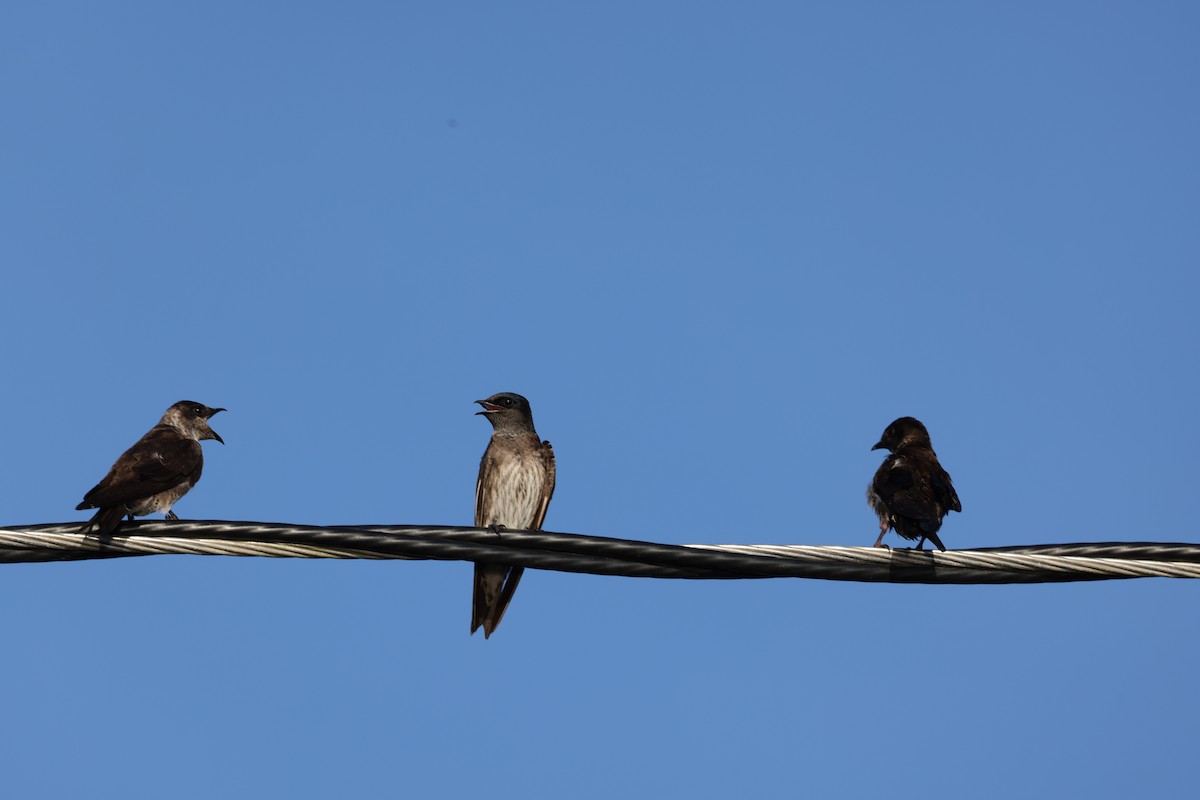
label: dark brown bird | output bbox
[77,401,226,536]
[472,392,556,638]
[867,416,961,551]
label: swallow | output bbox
[472,392,556,638]
[77,401,226,536]
[868,416,961,551]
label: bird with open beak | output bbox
[76,401,226,536]
[867,416,961,551]
[472,392,556,638]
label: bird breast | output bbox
[481,451,548,529]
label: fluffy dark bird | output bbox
[472,392,556,638]
[77,401,226,536]
[867,416,961,551]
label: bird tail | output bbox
[78,507,127,537]
[471,564,525,638]
[924,531,947,552]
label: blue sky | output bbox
[2,2,1198,797]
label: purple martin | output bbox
[867,416,961,551]
[472,392,556,638]
[76,401,225,536]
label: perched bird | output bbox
[867,416,961,551]
[472,392,556,638]
[77,401,226,536]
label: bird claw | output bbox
[165,511,179,521]
[489,524,507,535]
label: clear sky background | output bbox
[2,2,1197,797]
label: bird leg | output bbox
[914,536,926,551]
[165,511,179,521]
[489,524,507,535]
[873,522,890,548]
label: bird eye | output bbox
[194,407,203,414]
[503,398,514,407]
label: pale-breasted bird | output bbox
[77,401,226,536]
[472,392,556,638]
[867,416,961,551]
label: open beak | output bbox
[475,400,502,415]
[206,408,226,444]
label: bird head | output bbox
[164,401,226,444]
[872,416,930,452]
[475,392,535,432]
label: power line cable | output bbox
[2,521,1198,583]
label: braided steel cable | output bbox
[2,520,1199,584]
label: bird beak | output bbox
[475,400,502,415]
[871,441,885,451]
[206,408,225,443]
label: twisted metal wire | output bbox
[2,520,1198,584]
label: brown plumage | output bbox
[868,416,961,551]
[472,392,556,638]
[77,401,225,536]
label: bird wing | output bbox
[80,427,202,509]
[873,456,938,525]
[531,439,556,531]
[931,464,962,513]
[474,442,496,528]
